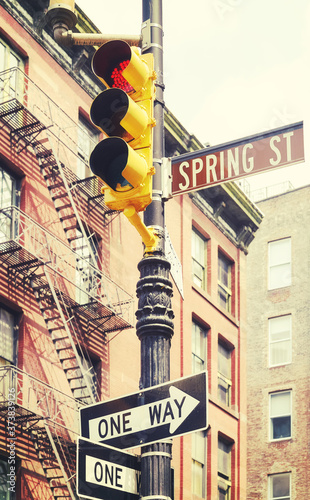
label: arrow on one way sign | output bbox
[80,372,207,450]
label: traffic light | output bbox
[89,40,156,213]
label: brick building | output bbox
[246,185,310,499]
[0,1,262,498]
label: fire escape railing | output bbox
[0,67,117,266]
[0,365,80,499]
[0,365,81,433]
[0,66,135,498]
[0,66,96,179]
[0,205,133,325]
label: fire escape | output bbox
[0,365,80,499]
[0,67,134,499]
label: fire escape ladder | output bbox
[33,132,99,271]
[0,365,82,500]
[0,68,134,325]
[31,264,98,405]
[30,423,76,500]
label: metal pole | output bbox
[136,1,174,499]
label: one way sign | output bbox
[80,372,208,450]
[77,438,140,500]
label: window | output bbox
[77,116,99,179]
[0,40,23,72]
[269,315,292,367]
[79,352,98,401]
[269,473,291,500]
[0,39,24,101]
[192,431,205,497]
[192,229,207,289]
[192,321,207,374]
[218,253,232,312]
[218,438,232,500]
[75,228,99,305]
[268,238,291,289]
[0,167,19,243]
[270,391,291,440]
[218,342,232,406]
[0,307,16,367]
[0,457,10,500]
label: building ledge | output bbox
[208,395,240,421]
[190,182,263,254]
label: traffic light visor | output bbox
[92,40,149,94]
[89,137,148,192]
[90,88,149,142]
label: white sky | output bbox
[76,0,310,193]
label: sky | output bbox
[76,0,310,194]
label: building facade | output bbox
[0,1,262,499]
[168,183,262,500]
[246,185,310,499]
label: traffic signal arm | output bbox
[123,205,159,253]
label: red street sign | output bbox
[171,121,304,196]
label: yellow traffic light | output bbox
[89,40,156,214]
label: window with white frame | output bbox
[0,166,18,243]
[0,38,24,101]
[268,238,291,290]
[0,307,16,366]
[192,228,207,289]
[269,472,291,500]
[0,40,23,72]
[192,431,205,497]
[79,352,98,401]
[270,391,292,440]
[192,321,207,374]
[218,342,232,407]
[75,227,99,305]
[269,315,292,367]
[218,252,232,312]
[218,438,232,500]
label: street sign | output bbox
[171,121,304,196]
[77,438,140,500]
[80,371,207,450]
[165,226,184,298]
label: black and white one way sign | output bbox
[77,438,140,500]
[80,372,208,450]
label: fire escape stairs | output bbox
[0,91,108,405]
[30,423,77,500]
[30,266,98,405]
[32,133,102,268]
[0,366,80,500]
[0,69,134,500]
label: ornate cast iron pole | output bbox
[137,1,174,499]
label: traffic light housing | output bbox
[89,40,156,213]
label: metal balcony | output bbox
[0,206,133,331]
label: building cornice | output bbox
[0,0,264,252]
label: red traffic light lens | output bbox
[92,40,135,94]
[110,60,134,93]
